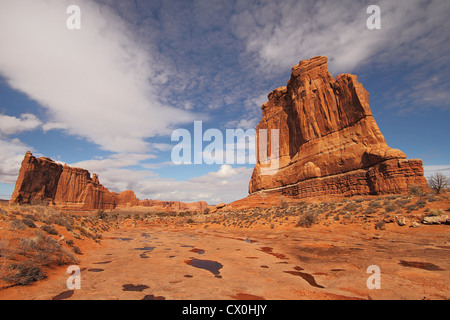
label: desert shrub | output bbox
[408,184,423,196]
[186,218,195,224]
[343,202,359,212]
[29,199,49,206]
[50,215,73,231]
[297,212,317,228]
[343,212,352,220]
[279,199,290,209]
[368,200,382,208]
[65,239,75,247]
[22,218,37,228]
[3,231,76,286]
[429,209,444,217]
[384,202,398,213]
[41,224,58,235]
[426,193,437,202]
[74,226,94,239]
[9,219,26,230]
[54,248,77,266]
[394,198,411,208]
[23,214,36,221]
[415,199,427,208]
[364,207,378,215]
[177,211,191,217]
[96,209,107,219]
[3,262,45,285]
[72,246,82,255]
[375,221,386,230]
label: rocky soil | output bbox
[0,191,449,300]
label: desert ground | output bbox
[0,192,449,300]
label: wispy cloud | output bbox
[0,113,42,136]
[231,0,450,111]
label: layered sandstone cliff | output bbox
[10,152,207,211]
[249,56,427,197]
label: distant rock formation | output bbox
[139,199,208,212]
[10,151,207,211]
[249,56,428,198]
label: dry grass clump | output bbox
[0,203,115,287]
[1,230,77,286]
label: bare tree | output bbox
[428,173,449,194]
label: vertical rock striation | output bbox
[10,152,208,211]
[249,56,428,197]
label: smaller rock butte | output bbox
[249,56,428,198]
[10,151,208,211]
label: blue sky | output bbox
[0,0,449,203]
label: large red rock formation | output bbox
[10,152,207,211]
[250,56,428,198]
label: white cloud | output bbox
[69,154,253,204]
[423,165,450,180]
[232,0,450,76]
[0,0,197,153]
[136,165,254,204]
[70,153,157,173]
[0,113,42,136]
[0,113,38,185]
[0,138,30,184]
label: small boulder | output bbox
[216,203,227,210]
[422,215,449,225]
[397,216,407,226]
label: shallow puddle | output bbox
[185,259,223,278]
[93,261,112,265]
[190,248,205,254]
[142,294,166,300]
[122,284,149,292]
[399,260,444,271]
[106,237,133,242]
[259,247,288,260]
[52,290,74,300]
[230,293,265,300]
[284,271,325,288]
[135,247,155,251]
